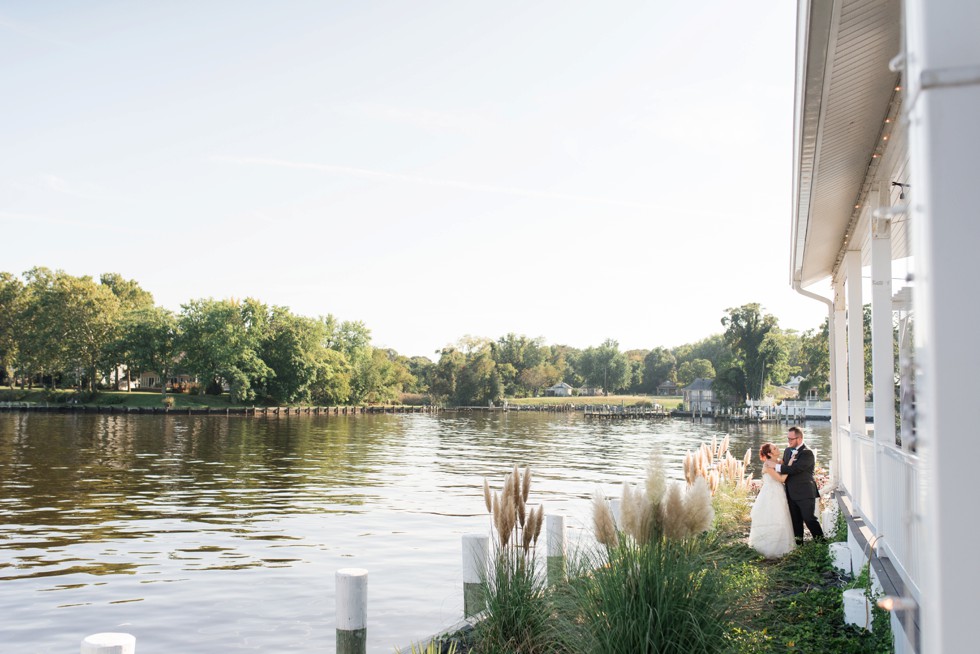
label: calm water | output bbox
[0,412,830,653]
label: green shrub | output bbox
[574,536,733,654]
[475,547,551,653]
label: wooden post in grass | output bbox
[462,534,489,617]
[80,633,135,654]
[336,568,368,654]
[546,515,567,584]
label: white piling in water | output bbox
[80,633,135,654]
[546,515,567,584]
[336,568,368,654]
[609,498,622,530]
[462,534,489,617]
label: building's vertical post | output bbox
[462,534,489,617]
[80,633,135,654]
[905,1,980,651]
[871,185,896,542]
[827,280,846,491]
[336,568,368,654]
[845,249,866,439]
[546,515,567,584]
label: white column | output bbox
[870,187,895,549]
[905,1,980,651]
[845,250,866,437]
[871,190,896,447]
[832,281,848,490]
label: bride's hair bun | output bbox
[759,442,777,459]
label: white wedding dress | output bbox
[749,473,796,558]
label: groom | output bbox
[765,426,824,544]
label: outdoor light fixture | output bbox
[891,181,910,199]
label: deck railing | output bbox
[837,425,922,600]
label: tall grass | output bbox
[574,536,733,654]
[475,546,552,654]
[475,465,551,653]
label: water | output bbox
[0,412,830,653]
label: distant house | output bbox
[681,378,717,413]
[138,371,198,391]
[544,382,573,397]
[656,380,680,396]
[577,386,603,397]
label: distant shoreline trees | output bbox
[0,269,826,406]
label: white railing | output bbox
[876,445,922,600]
[837,426,921,601]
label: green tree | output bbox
[119,306,181,395]
[0,273,25,386]
[179,298,272,402]
[798,320,830,398]
[518,362,561,395]
[455,347,503,406]
[23,270,122,391]
[641,347,677,392]
[578,339,630,394]
[430,347,465,402]
[99,273,154,311]
[676,358,715,386]
[720,303,788,401]
[259,309,327,403]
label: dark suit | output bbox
[781,443,824,543]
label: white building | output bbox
[790,1,979,651]
[544,382,573,397]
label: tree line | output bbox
[0,268,832,406]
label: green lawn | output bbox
[1,388,244,408]
[506,394,682,409]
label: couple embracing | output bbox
[749,426,824,558]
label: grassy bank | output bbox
[437,455,891,654]
[1,388,248,409]
[507,394,682,410]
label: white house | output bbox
[790,1,978,651]
[681,378,716,413]
[544,382,573,397]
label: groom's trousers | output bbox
[788,496,824,544]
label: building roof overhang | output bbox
[790,0,902,289]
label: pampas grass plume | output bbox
[592,491,618,548]
[521,465,531,504]
[682,476,715,535]
[660,482,685,540]
[531,505,543,544]
[483,478,492,514]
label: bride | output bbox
[749,442,796,558]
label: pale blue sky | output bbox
[1,1,826,358]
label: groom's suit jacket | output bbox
[781,444,819,501]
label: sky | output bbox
[0,1,828,359]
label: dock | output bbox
[583,405,670,419]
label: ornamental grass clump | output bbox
[682,435,752,494]
[476,465,549,653]
[577,536,733,654]
[594,452,714,547]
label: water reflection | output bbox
[0,412,829,653]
